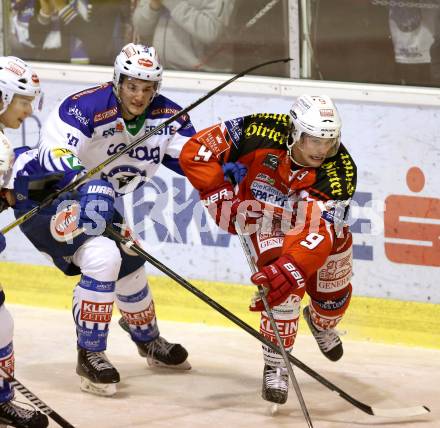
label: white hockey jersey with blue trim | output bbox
[38,82,196,195]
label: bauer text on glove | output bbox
[250,255,306,311]
[78,179,115,234]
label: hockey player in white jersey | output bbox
[0,57,48,428]
[15,44,196,397]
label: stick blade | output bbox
[371,405,430,418]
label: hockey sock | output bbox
[260,294,301,367]
[0,305,14,402]
[116,267,159,342]
[309,286,352,330]
[73,275,116,351]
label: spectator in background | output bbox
[428,1,440,83]
[10,0,132,65]
[231,0,290,78]
[311,0,396,84]
[388,0,438,86]
[132,0,236,72]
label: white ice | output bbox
[8,305,440,428]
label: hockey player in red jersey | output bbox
[179,94,356,405]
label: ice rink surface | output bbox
[8,304,439,428]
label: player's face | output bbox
[292,134,337,167]
[0,95,35,129]
[119,78,157,120]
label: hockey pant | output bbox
[0,293,14,403]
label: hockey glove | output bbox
[0,233,5,253]
[200,182,241,234]
[78,179,115,233]
[250,254,306,311]
[223,162,247,186]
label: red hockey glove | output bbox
[200,182,241,234]
[250,255,306,311]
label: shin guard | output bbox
[260,294,301,367]
[309,284,352,331]
[73,275,116,352]
[115,267,159,342]
[0,305,14,402]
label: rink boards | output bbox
[0,65,439,303]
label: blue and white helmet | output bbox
[288,94,341,158]
[0,56,42,115]
[113,43,163,98]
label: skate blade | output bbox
[80,377,117,397]
[146,357,192,370]
[268,404,279,416]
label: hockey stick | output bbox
[0,57,291,236]
[0,367,75,428]
[234,218,313,426]
[104,225,430,419]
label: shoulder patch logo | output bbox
[262,153,279,170]
[197,125,230,158]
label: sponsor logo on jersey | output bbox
[255,173,275,186]
[107,142,160,163]
[144,124,176,135]
[340,152,356,196]
[250,180,290,209]
[66,154,83,170]
[80,300,114,323]
[197,125,230,158]
[67,105,90,126]
[102,122,124,137]
[51,148,74,158]
[119,302,156,326]
[138,58,153,67]
[6,61,25,76]
[101,165,148,195]
[71,83,110,100]
[245,115,289,144]
[94,106,118,123]
[50,202,84,242]
[262,153,279,170]
[151,107,189,122]
[321,152,355,197]
[225,118,243,145]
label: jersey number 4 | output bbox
[194,145,213,162]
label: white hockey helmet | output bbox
[0,56,42,115]
[113,43,163,98]
[287,94,341,159]
[0,133,14,188]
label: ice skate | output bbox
[0,400,48,428]
[76,348,120,396]
[262,364,288,405]
[119,318,191,370]
[303,305,343,361]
